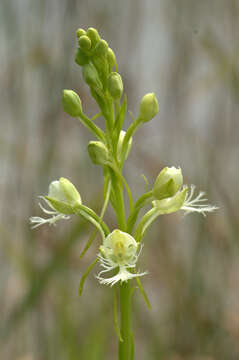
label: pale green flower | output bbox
[97,230,147,286]
[30,178,81,228]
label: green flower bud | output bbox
[94,39,108,58]
[107,48,116,69]
[117,130,132,162]
[88,141,109,165]
[75,47,89,66]
[86,27,100,47]
[46,178,82,214]
[108,72,123,100]
[82,63,103,89]
[152,167,183,200]
[138,93,159,122]
[62,90,82,117]
[152,187,188,214]
[76,28,86,39]
[78,35,91,51]
[59,177,82,205]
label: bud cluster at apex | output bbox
[61,27,159,171]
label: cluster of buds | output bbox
[75,27,123,101]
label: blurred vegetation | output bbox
[0,0,239,359]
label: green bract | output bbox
[139,93,159,122]
[152,166,183,200]
[62,90,82,117]
[117,130,132,162]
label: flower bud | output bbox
[86,27,100,47]
[82,63,103,89]
[62,90,82,117]
[76,28,86,39]
[152,167,183,200]
[78,35,91,51]
[108,72,123,100]
[117,130,132,162]
[59,177,82,205]
[94,39,108,58]
[75,47,89,66]
[88,141,109,165]
[138,93,159,122]
[107,48,116,69]
[46,178,82,214]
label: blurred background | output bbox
[1,0,238,359]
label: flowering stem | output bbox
[110,165,133,359]
[118,281,132,360]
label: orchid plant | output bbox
[30,27,217,360]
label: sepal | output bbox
[152,167,183,200]
[152,187,188,214]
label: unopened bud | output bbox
[82,63,103,89]
[107,48,116,69]
[75,48,89,66]
[108,72,123,100]
[88,141,109,165]
[153,167,183,200]
[76,28,86,39]
[87,27,100,47]
[59,177,82,205]
[62,90,82,117]
[78,35,91,51]
[94,39,108,58]
[139,93,159,122]
[46,178,81,214]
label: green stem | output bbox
[109,170,126,231]
[118,281,132,360]
[120,118,141,167]
[77,114,105,142]
[126,191,153,233]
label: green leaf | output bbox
[78,258,98,297]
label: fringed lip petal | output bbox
[29,200,70,229]
[96,265,147,287]
[182,185,219,216]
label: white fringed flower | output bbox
[30,199,70,228]
[30,178,81,228]
[181,185,219,216]
[96,229,147,286]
